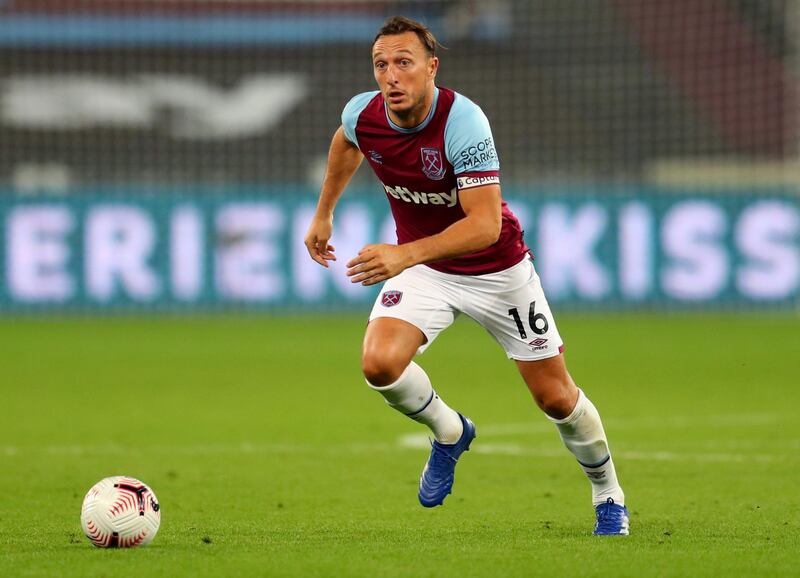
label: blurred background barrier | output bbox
[3,189,797,310]
[0,0,797,312]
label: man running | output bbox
[304,15,629,535]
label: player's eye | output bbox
[374,62,386,70]
[399,59,411,67]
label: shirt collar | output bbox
[385,87,439,134]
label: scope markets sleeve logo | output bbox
[457,137,497,170]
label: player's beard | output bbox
[388,90,429,126]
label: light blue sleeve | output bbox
[444,93,500,174]
[341,91,379,148]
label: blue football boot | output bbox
[418,414,476,508]
[593,497,630,535]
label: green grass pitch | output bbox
[1,313,798,577]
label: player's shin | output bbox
[548,389,625,506]
[368,361,463,444]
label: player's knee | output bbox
[537,392,575,420]
[530,378,578,420]
[519,357,578,419]
[361,352,406,387]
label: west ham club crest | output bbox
[420,147,446,180]
[381,290,403,307]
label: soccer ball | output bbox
[80,476,161,548]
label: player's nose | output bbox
[385,65,399,83]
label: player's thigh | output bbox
[367,265,459,357]
[464,258,564,361]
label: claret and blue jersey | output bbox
[342,86,529,275]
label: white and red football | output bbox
[80,476,161,548]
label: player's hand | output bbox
[303,214,337,268]
[346,244,412,286]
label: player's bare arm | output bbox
[304,126,364,268]
[346,183,502,285]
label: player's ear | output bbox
[428,56,439,79]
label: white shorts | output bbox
[369,256,564,361]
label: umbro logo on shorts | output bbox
[528,338,548,351]
[381,290,403,307]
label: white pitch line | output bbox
[476,413,780,437]
[397,412,793,464]
[0,413,792,464]
[0,442,395,457]
[396,435,791,463]
[0,441,793,463]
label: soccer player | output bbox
[304,16,629,535]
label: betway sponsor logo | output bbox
[457,175,500,190]
[383,184,458,208]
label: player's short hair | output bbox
[373,16,442,57]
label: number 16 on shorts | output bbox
[505,299,562,358]
[507,301,549,339]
